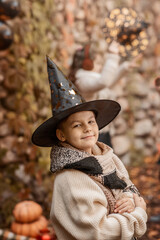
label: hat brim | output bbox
[32,99,121,147]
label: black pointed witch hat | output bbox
[32,56,121,147]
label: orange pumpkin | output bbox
[13,200,43,223]
[11,216,48,237]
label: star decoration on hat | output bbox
[47,56,85,114]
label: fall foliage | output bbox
[0,0,160,239]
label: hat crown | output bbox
[47,56,85,116]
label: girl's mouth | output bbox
[82,135,94,139]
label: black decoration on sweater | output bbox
[64,156,103,175]
[103,171,127,189]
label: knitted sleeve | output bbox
[75,52,120,94]
[50,169,147,240]
[112,153,140,197]
[110,61,131,87]
[75,69,106,93]
[99,53,121,87]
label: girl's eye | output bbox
[73,124,81,128]
[89,120,95,124]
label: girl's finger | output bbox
[115,198,128,207]
[114,202,129,212]
[116,198,132,208]
[117,206,130,214]
[127,208,134,213]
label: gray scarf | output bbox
[50,141,139,194]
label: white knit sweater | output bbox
[50,170,147,240]
[75,53,130,102]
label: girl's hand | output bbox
[133,193,147,211]
[108,41,120,54]
[114,197,135,214]
[128,53,143,69]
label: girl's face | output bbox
[56,111,99,154]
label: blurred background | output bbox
[0,0,160,239]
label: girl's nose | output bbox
[83,123,91,132]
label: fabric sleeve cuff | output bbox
[134,207,148,222]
